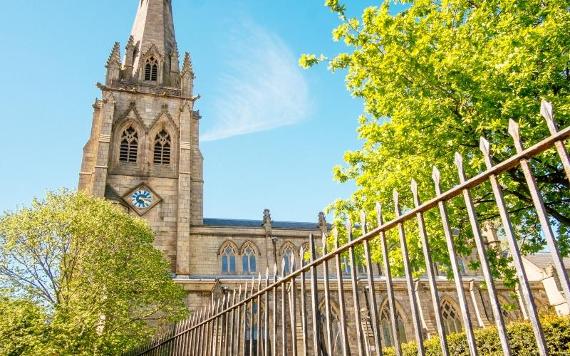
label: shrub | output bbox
[383,315,570,356]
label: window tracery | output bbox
[119,126,138,163]
[379,302,407,347]
[242,245,257,274]
[281,243,295,275]
[441,299,462,334]
[153,129,171,165]
[220,243,237,274]
[144,57,159,81]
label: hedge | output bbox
[383,315,570,356]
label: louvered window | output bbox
[144,57,158,81]
[153,130,171,165]
[119,127,138,163]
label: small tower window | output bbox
[153,130,171,165]
[144,57,159,81]
[119,127,138,163]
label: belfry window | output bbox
[154,130,171,165]
[119,127,138,163]
[144,57,159,81]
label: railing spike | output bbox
[281,254,286,277]
[375,202,382,221]
[392,189,399,203]
[479,137,490,156]
[508,119,521,142]
[291,247,296,269]
[334,226,340,249]
[360,210,367,233]
[454,152,463,171]
[345,219,352,236]
[410,178,418,196]
[540,100,554,122]
[432,166,441,184]
[321,229,328,252]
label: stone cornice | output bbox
[97,82,199,102]
[189,225,321,238]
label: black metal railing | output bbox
[133,101,570,356]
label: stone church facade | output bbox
[79,0,555,350]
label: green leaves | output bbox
[306,0,570,282]
[0,191,188,354]
[299,54,326,69]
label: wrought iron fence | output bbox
[133,101,570,356]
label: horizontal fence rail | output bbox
[132,101,570,356]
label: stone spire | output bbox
[106,42,121,67]
[180,52,194,96]
[129,0,177,80]
[105,42,121,85]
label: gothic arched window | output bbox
[119,126,138,163]
[282,244,295,275]
[242,244,256,274]
[441,299,462,335]
[221,245,236,274]
[379,303,407,347]
[144,57,159,81]
[153,130,171,165]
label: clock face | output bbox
[130,189,153,209]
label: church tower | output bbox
[79,0,203,276]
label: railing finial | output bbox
[540,100,554,122]
[393,189,400,206]
[360,210,368,234]
[432,166,441,185]
[375,202,383,226]
[508,119,521,144]
[454,152,464,172]
[479,137,490,156]
[333,226,340,249]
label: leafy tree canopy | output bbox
[301,0,570,280]
[0,191,188,355]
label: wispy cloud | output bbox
[201,20,310,142]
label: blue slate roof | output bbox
[203,218,319,230]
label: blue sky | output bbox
[0,1,400,222]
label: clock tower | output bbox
[78,0,202,276]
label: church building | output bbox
[78,0,324,313]
[79,0,556,351]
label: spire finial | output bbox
[182,52,193,74]
[106,42,121,68]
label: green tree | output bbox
[0,191,188,355]
[301,0,570,278]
